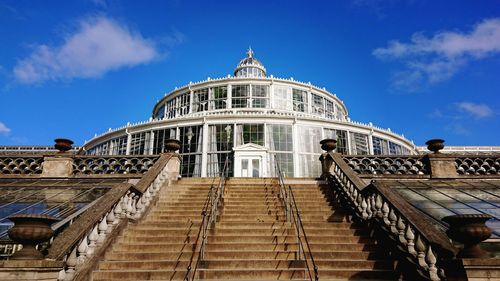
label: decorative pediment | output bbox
[232,143,268,152]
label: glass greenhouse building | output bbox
[84,49,417,177]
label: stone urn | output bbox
[320,138,337,153]
[442,214,492,258]
[54,138,74,153]
[164,138,181,152]
[7,214,60,259]
[425,139,445,154]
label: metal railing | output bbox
[184,156,229,281]
[273,155,318,281]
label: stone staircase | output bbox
[92,177,397,280]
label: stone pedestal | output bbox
[0,260,64,281]
[425,153,458,179]
[41,157,73,178]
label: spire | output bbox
[247,47,253,58]
[234,48,266,78]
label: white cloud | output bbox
[14,16,161,83]
[455,102,493,119]
[0,122,11,135]
[373,18,500,90]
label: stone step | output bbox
[119,234,372,244]
[113,242,377,252]
[97,259,393,271]
[104,250,387,261]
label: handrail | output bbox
[184,184,212,281]
[287,185,319,281]
[325,152,456,281]
[184,156,229,281]
[273,154,318,281]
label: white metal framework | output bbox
[84,50,418,178]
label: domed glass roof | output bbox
[234,48,266,78]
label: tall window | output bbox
[109,136,127,155]
[293,89,308,112]
[165,92,190,118]
[235,124,264,146]
[232,85,249,108]
[155,105,165,120]
[193,88,209,112]
[273,85,292,110]
[325,100,334,119]
[210,86,227,110]
[130,132,152,155]
[373,136,389,155]
[350,132,369,155]
[311,94,324,116]
[335,104,344,121]
[153,128,176,154]
[180,126,202,177]
[251,85,269,108]
[267,124,294,177]
[207,124,233,177]
[389,142,403,155]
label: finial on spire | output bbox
[247,47,253,58]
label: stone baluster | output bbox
[106,210,115,233]
[98,215,108,243]
[374,194,383,218]
[425,245,439,281]
[415,234,428,268]
[76,236,88,265]
[360,196,369,219]
[121,193,129,217]
[405,224,416,256]
[388,209,398,234]
[126,193,134,218]
[381,202,390,226]
[396,215,407,245]
[86,225,98,256]
[135,194,144,219]
[113,202,122,224]
[63,247,77,281]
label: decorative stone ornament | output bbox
[7,214,60,259]
[164,138,181,152]
[320,138,337,152]
[442,214,492,258]
[54,138,74,153]
[425,139,445,154]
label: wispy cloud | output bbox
[0,122,11,135]
[455,102,493,119]
[373,18,500,91]
[13,16,173,84]
[445,123,470,136]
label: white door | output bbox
[241,158,261,177]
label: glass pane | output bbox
[252,159,259,177]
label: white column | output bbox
[269,81,274,109]
[125,131,132,155]
[292,121,300,177]
[201,122,209,177]
[189,90,194,114]
[227,84,232,109]
[368,133,374,154]
[346,130,352,155]
[148,130,155,155]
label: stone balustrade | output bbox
[342,155,429,175]
[322,152,457,280]
[0,156,44,174]
[38,153,180,281]
[455,156,500,175]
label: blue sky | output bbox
[0,0,499,146]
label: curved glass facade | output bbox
[85,50,417,178]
